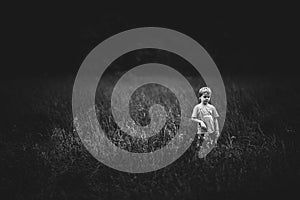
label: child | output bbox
[191,87,220,158]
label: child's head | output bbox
[198,87,211,105]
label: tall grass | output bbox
[0,75,298,199]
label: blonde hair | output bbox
[198,87,212,97]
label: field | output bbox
[1,73,299,200]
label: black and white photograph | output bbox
[1,4,299,200]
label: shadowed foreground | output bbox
[1,75,299,200]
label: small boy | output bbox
[191,87,220,158]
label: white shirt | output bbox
[191,103,219,134]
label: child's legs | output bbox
[197,132,208,158]
[198,131,218,158]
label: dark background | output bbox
[4,5,297,79]
[2,3,299,200]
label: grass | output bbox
[0,74,299,200]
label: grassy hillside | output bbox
[1,74,299,199]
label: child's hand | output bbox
[199,121,207,129]
[215,130,220,138]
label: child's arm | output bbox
[212,106,220,137]
[191,117,207,129]
[214,118,220,137]
[191,105,207,129]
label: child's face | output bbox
[200,92,211,105]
